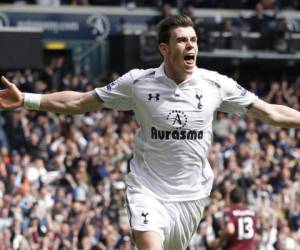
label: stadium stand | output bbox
[0,1,299,249]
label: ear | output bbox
[159,43,168,58]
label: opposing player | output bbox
[213,187,259,250]
[0,15,300,250]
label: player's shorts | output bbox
[125,187,209,250]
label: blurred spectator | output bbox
[249,2,278,50]
[181,1,198,24]
[262,0,280,12]
[213,112,232,141]
[258,209,278,250]
[148,1,174,28]
[273,18,292,52]
[219,18,242,49]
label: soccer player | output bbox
[212,187,259,250]
[0,15,300,250]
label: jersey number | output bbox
[237,217,254,240]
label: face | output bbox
[160,26,198,83]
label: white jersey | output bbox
[94,63,258,201]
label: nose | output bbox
[186,40,194,49]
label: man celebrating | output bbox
[0,15,300,250]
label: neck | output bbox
[163,64,192,85]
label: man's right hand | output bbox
[0,76,24,109]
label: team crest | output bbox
[141,211,149,224]
[195,92,203,110]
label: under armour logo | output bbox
[141,212,149,224]
[195,93,203,110]
[148,93,160,101]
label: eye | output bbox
[177,37,187,43]
[191,37,197,43]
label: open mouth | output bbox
[184,55,195,65]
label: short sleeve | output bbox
[94,71,134,111]
[217,74,258,115]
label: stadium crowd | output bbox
[1,0,300,10]
[0,55,298,250]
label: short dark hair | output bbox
[158,15,194,44]
[229,187,245,204]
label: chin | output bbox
[185,66,195,73]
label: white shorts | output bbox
[125,187,209,250]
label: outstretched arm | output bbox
[38,91,101,114]
[0,76,103,114]
[247,99,300,128]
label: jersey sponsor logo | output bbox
[151,110,203,140]
[166,110,187,128]
[141,212,149,224]
[236,84,247,96]
[148,93,160,101]
[151,127,203,140]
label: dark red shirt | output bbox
[223,204,257,250]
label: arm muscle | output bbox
[247,99,300,128]
[40,90,102,114]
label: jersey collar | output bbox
[154,63,166,79]
[154,63,199,84]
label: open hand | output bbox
[0,76,24,109]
